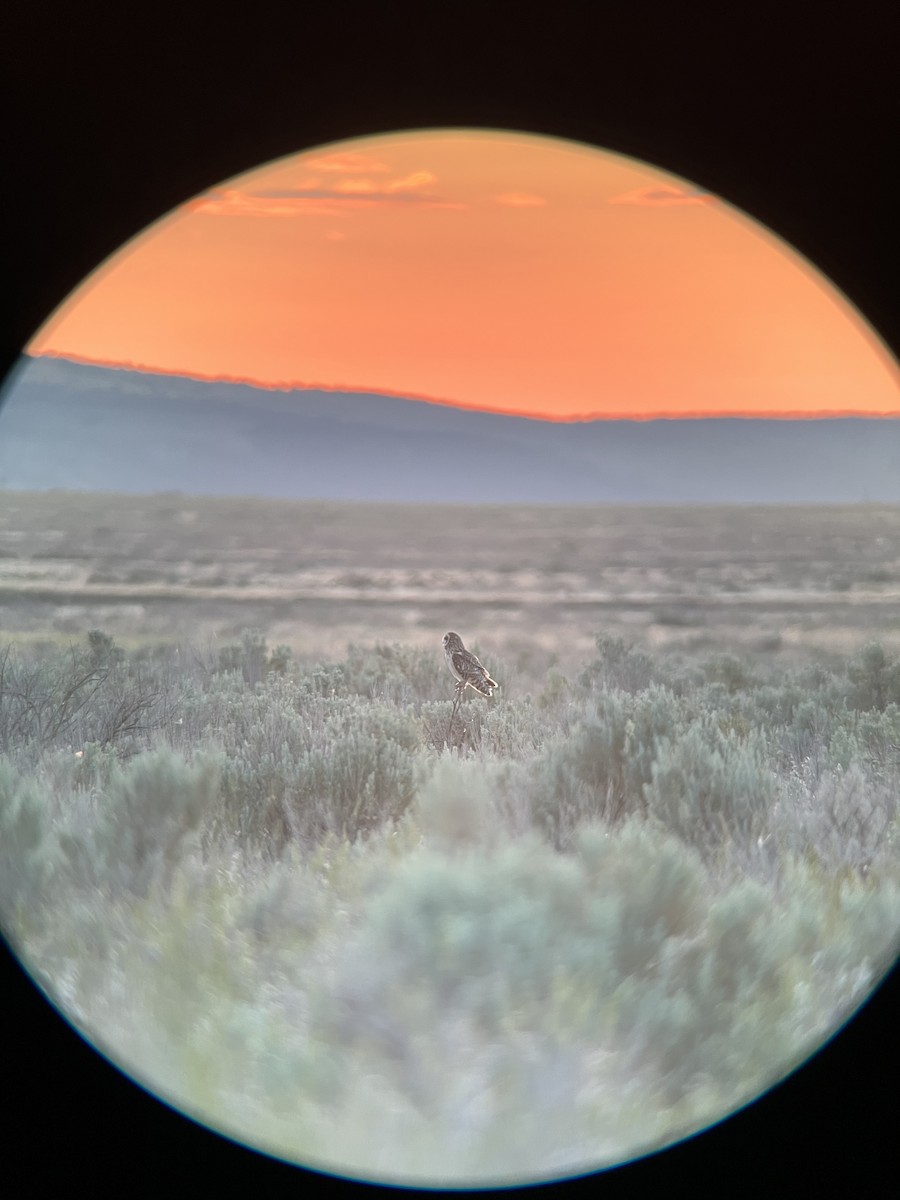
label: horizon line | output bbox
[21,350,900,423]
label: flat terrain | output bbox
[3,488,899,1185]
[2,491,899,681]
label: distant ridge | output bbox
[1,355,898,503]
[23,351,900,422]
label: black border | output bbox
[3,3,897,1194]
[4,3,897,380]
[5,930,898,1194]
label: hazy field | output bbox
[2,491,899,677]
[2,489,899,1186]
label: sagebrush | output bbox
[1,630,898,1185]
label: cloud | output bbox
[608,185,714,207]
[494,191,547,207]
[186,169,462,216]
[385,169,438,193]
[184,189,343,217]
[302,151,390,173]
[252,188,326,198]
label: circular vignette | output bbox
[1,121,900,1190]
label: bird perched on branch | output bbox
[442,631,498,699]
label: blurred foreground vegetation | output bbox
[1,629,899,1185]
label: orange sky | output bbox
[28,130,899,419]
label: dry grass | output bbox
[2,493,899,1185]
[1,491,898,680]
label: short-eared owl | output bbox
[442,632,498,698]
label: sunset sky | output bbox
[28,130,898,420]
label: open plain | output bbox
[1,490,898,682]
[2,488,899,1186]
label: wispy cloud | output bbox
[330,169,438,196]
[184,189,341,217]
[494,191,547,208]
[186,169,466,217]
[385,169,438,193]
[608,185,714,207]
[302,151,391,173]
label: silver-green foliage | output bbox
[309,641,449,703]
[644,723,776,864]
[55,747,220,899]
[578,634,659,696]
[527,686,683,845]
[0,758,53,917]
[301,804,897,1181]
[195,673,421,849]
[777,761,898,874]
[2,633,899,1185]
[0,632,162,763]
[847,641,900,711]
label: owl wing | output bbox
[453,648,497,692]
[451,648,482,680]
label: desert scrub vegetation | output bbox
[0,630,165,765]
[1,628,898,1186]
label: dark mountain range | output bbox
[1,355,898,503]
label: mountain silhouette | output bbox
[1,355,898,503]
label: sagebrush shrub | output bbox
[0,632,162,762]
[644,723,776,863]
[211,687,421,850]
[413,755,504,849]
[700,653,761,694]
[777,762,898,875]
[2,627,899,1186]
[334,642,448,703]
[576,820,707,976]
[0,758,54,917]
[578,634,659,696]
[847,642,900,712]
[56,747,220,898]
[527,687,683,846]
[826,705,900,778]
